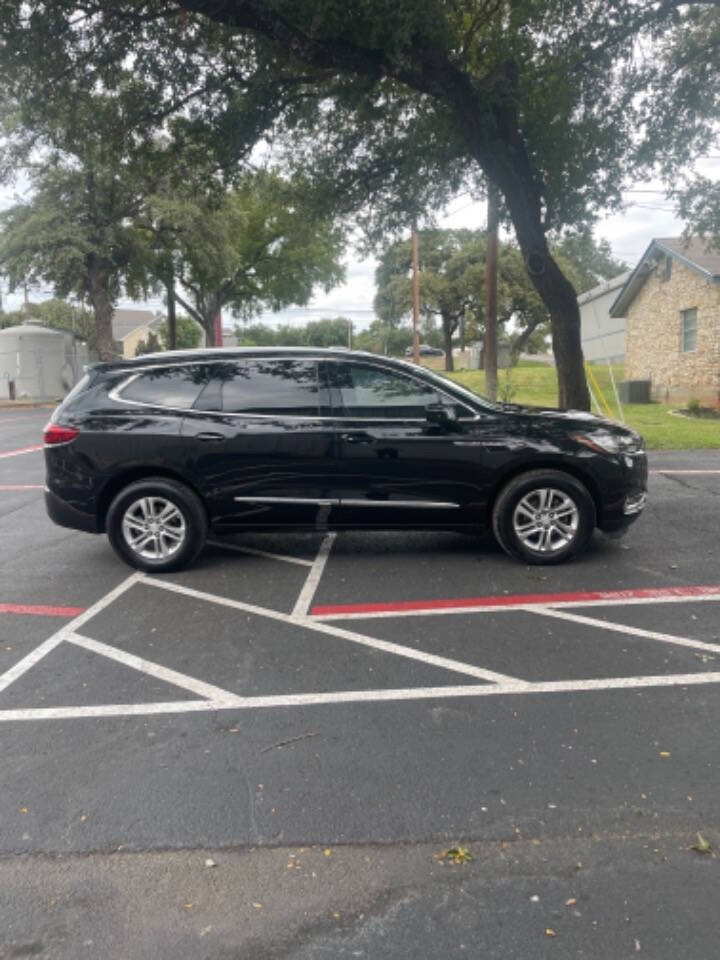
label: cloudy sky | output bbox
[3,158,719,327]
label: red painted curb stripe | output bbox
[0,484,44,491]
[0,444,43,460]
[311,584,720,617]
[0,603,84,617]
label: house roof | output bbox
[111,309,160,341]
[577,270,633,307]
[609,237,720,317]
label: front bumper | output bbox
[597,451,648,532]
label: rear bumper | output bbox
[44,487,101,534]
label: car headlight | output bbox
[572,430,643,454]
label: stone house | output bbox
[609,238,720,405]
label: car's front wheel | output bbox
[492,469,595,565]
[106,478,208,572]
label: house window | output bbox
[662,255,672,282]
[681,308,698,353]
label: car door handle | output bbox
[195,432,225,442]
[341,432,374,444]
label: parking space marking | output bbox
[4,532,720,723]
[0,444,43,459]
[310,584,720,620]
[0,573,141,696]
[207,539,314,567]
[291,533,336,618]
[650,469,720,475]
[143,574,524,684]
[528,606,720,656]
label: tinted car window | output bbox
[220,359,320,416]
[328,362,440,418]
[121,364,212,409]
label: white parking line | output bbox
[207,539,314,567]
[291,533,336,618]
[528,606,720,656]
[68,632,244,705]
[3,670,720,721]
[650,470,720,475]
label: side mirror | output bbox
[425,403,457,426]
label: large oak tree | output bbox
[2,1,717,402]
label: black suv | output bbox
[44,348,647,571]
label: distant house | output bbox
[609,238,720,405]
[578,271,632,365]
[111,309,162,358]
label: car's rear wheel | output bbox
[106,478,207,572]
[492,469,595,564]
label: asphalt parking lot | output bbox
[1,409,720,959]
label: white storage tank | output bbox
[0,320,76,400]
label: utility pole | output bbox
[484,183,499,402]
[347,318,352,349]
[213,309,223,348]
[412,225,420,364]
[166,266,177,351]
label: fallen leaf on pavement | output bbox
[690,832,714,855]
[433,846,473,864]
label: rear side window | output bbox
[120,365,212,409]
[219,359,319,416]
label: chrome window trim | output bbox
[107,355,484,423]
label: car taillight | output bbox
[43,423,79,445]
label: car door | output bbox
[180,356,337,530]
[324,358,492,528]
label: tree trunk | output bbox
[484,182,500,402]
[174,291,217,348]
[86,255,115,362]
[442,315,454,372]
[511,317,544,358]
[455,88,591,410]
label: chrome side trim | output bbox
[232,496,460,509]
[234,497,337,506]
[339,499,460,509]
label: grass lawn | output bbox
[422,360,719,450]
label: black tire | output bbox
[491,469,595,565]
[106,478,208,573]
